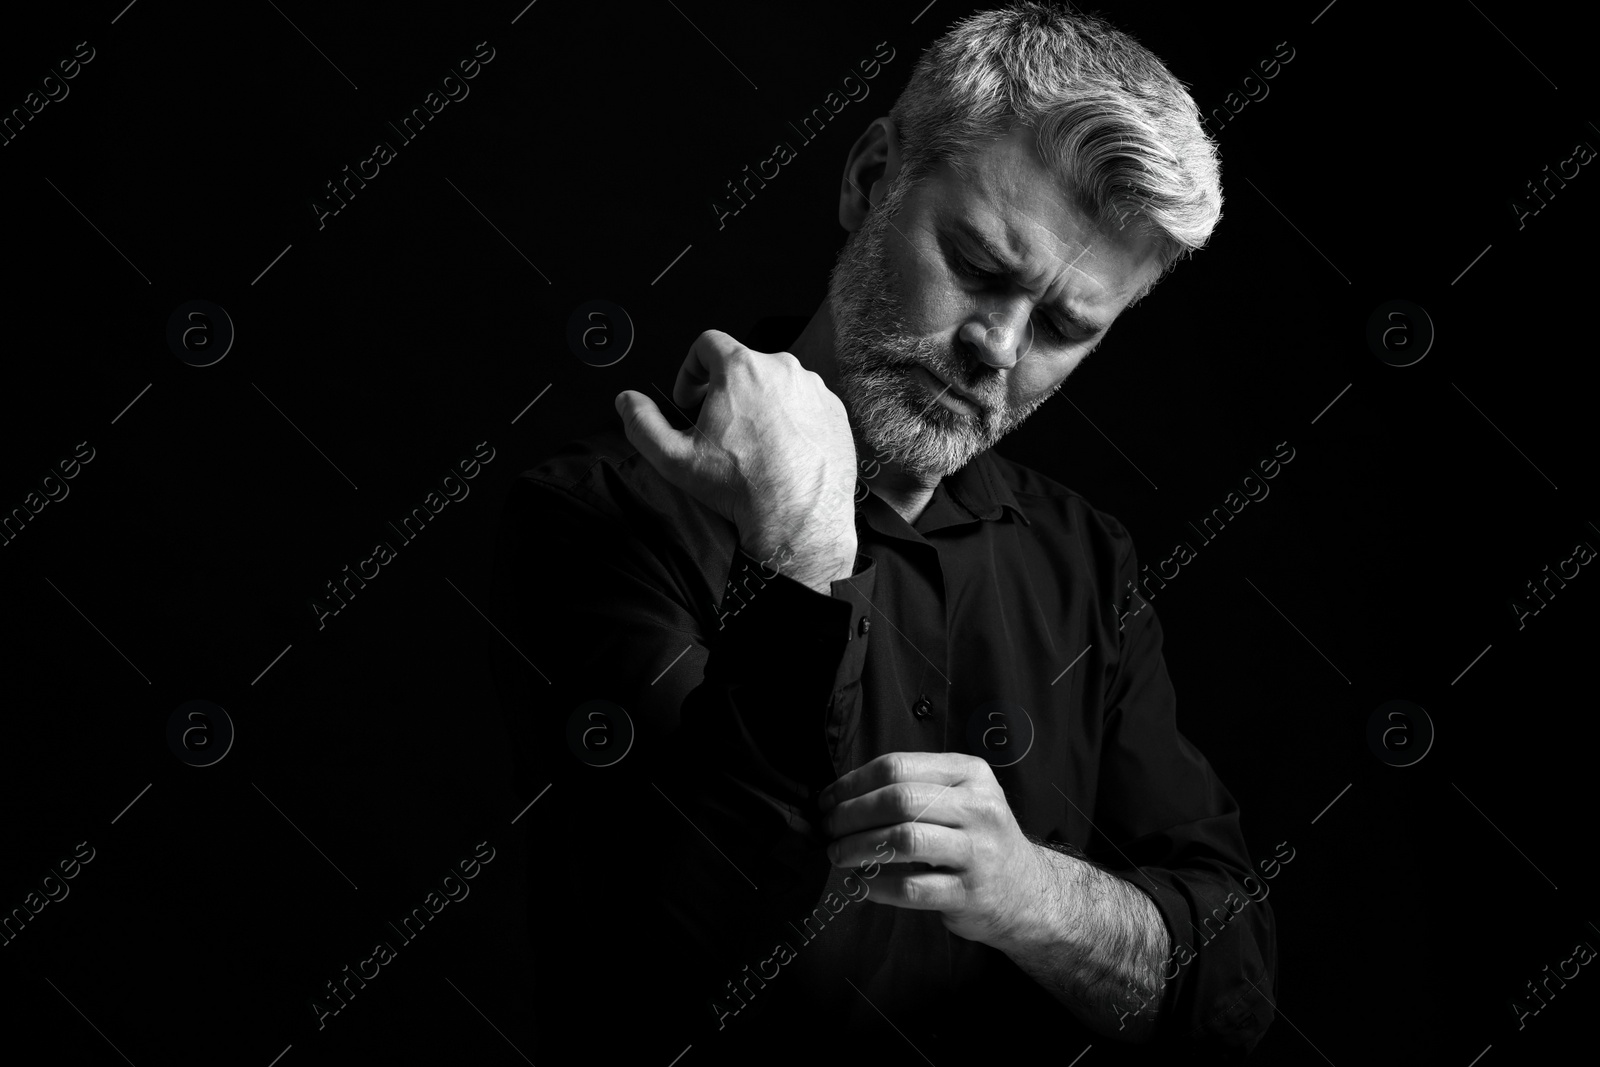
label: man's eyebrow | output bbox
[946,219,1107,337]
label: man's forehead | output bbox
[924,128,1162,307]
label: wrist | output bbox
[743,535,856,594]
[786,547,857,594]
[997,842,1078,957]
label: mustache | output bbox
[885,346,1002,410]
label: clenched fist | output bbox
[615,330,859,594]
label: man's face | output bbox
[828,124,1165,481]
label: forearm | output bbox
[996,841,1171,1042]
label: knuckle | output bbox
[968,791,992,822]
[976,790,1005,822]
[707,330,745,359]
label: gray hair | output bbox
[887,1,1222,293]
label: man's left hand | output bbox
[818,752,1049,949]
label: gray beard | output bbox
[825,187,1057,482]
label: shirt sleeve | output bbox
[486,468,878,1019]
[692,543,877,803]
[1089,534,1279,1059]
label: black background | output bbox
[1,0,1596,1063]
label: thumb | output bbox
[615,390,699,481]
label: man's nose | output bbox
[959,307,1030,370]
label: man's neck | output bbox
[790,302,940,527]
[867,477,938,527]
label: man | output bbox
[490,3,1275,1061]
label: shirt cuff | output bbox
[1129,866,1276,1055]
[711,548,875,705]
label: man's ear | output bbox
[839,117,902,232]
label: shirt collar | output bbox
[930,447,1032,528]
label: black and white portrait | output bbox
[2,2,1594,1064]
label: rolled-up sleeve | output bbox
[1090,539,1278,1058]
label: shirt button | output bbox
[913,696,933,719]
[859,617,871,636]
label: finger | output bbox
[828,822,971,870]
[824,781,965,839]
[672,329,743,410]
[614,390,700,485]
[855,869,967,912]
[874,861,936,874]
[818,752,984,811]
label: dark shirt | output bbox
[489,326,1276,1064]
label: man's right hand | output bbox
[616,329,859,595]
